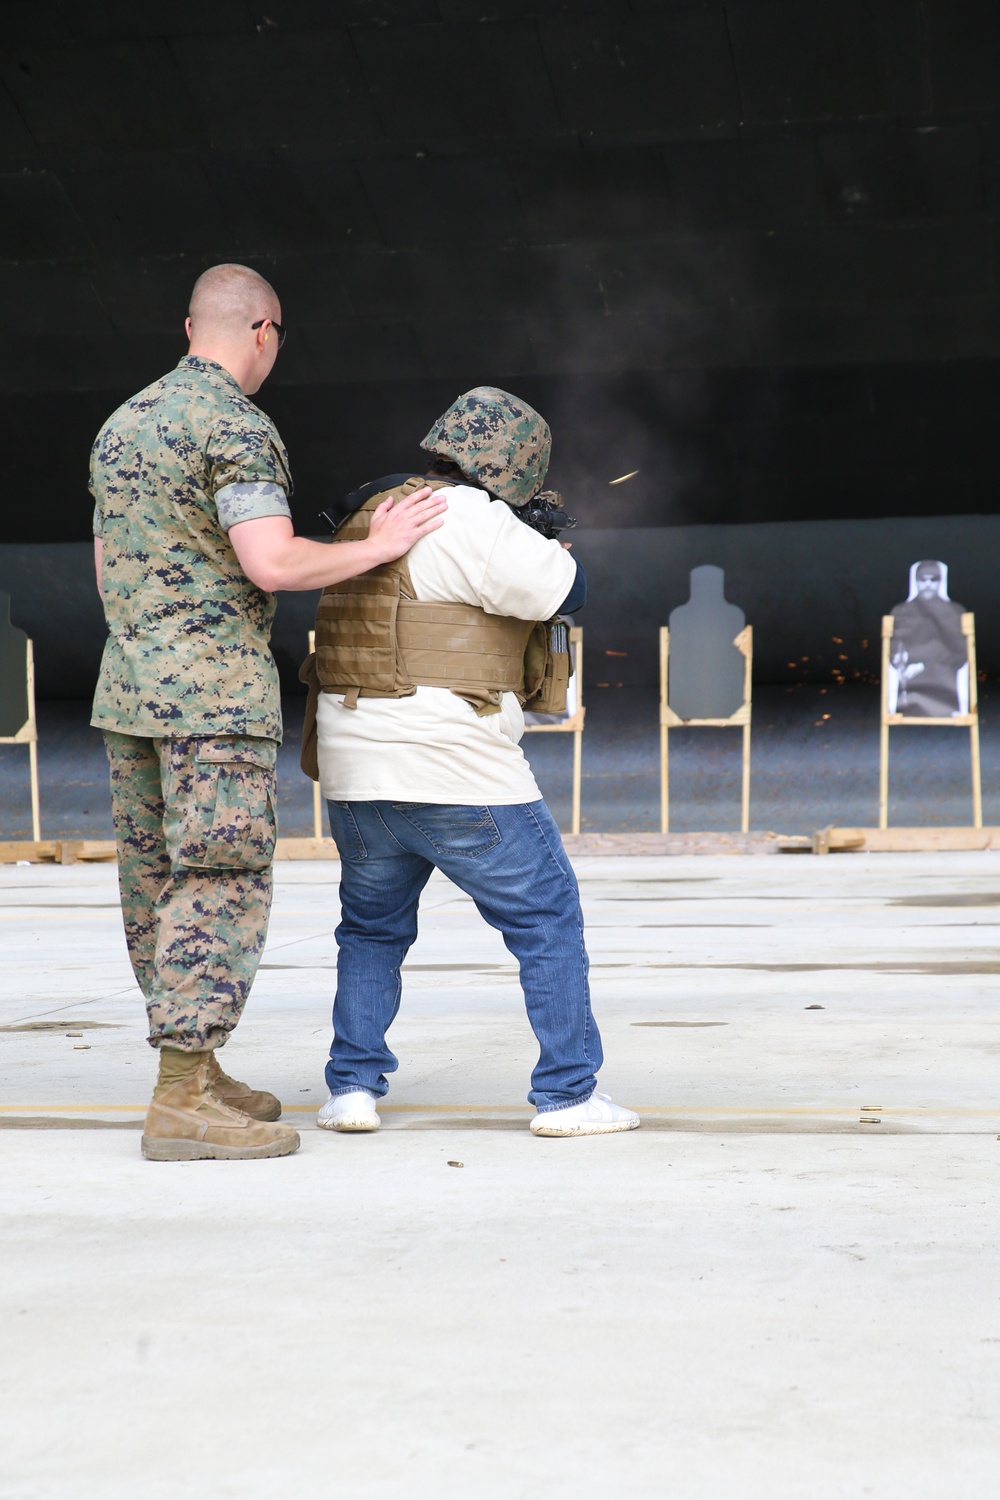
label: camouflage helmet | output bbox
[420,386,551,508]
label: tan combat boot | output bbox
[207,1051,282,1121]
[141,1050,299,1162]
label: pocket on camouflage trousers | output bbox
[172,737,277,872]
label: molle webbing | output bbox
[313,479,532,706]
[396,603,533,691]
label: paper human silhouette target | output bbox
[887,561,969,717]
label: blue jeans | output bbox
[324,799,603,1111]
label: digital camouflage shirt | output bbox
[90,356,292,741]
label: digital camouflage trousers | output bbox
[104,731,278,1052]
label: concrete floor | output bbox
[2,851,999,1498]
[3,682,998,841]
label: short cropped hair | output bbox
[188,263,278,338]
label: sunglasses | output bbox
[251,318,286,349]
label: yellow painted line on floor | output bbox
[1,1103,998,1118]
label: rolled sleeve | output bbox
[92,503,103,538]
[209,412,293,505]
[216,480,292,532]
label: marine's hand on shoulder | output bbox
[229,498,449,594]
[367,486,447,565]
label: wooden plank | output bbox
[660,704,752,728]
[0,841,59,864]
[275,837,340,861]
[884,714,977,727]
[819,826,1000,853]
[561,832,809,857]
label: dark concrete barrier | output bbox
[2,514,996,698]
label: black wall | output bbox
[1,2,999,629]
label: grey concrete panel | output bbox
[197,154,353,260]
[59,156,220,258]
[0,171,93,258]
[6,263,108,337]
[0,2,75,43]
[925,0,1000,111]
[353,18,559,141]
[272,320,429,386]
[752,299,929,367]
[439,1,618,17]
[758,295,1000,367]
[819,124,983,221]
[249,0,440,25]
[728,0,925,123]
[726,413,832,475]
[661,137,827,231]
[531,306,759,374]
[87,258,208,335]
[739,223,992,305]
[918,296,1000,363]
[337,243,594,323]
[284,159,387,251]
[864,359,994,424]
[0,40,202,152]
[413,317,540,381]
[979,123,1000,214]
[586,236,737,314]
[822,415,929,477]
[358,154,523,249]
[539,11,741,134]
[667,565,746,720]
[172,29,382,153]
[6,362,1000,543]
[773,365,875,420]
[0,80,41,156]
[251,254,356,328]
[0,332,182,397]
[63,0,255,37]
[509,147,674,243]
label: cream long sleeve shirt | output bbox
[315,484,577,805]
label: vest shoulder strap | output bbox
[331,476,452,599]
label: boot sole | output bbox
[316,1117,380,1133]
[141,1132,300,1161]
[530,1118,641,1138]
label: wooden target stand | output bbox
[523,626,585,836]
[659,624,753,835]
[878,611,982,830]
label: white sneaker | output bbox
[317,1091,381,1133]
[530,1092,640,1137]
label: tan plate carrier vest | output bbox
[299,477,570,780]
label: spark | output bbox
[609,470,640,485]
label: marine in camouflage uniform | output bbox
[91,265,448,1164]
[91,354,294,1100]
